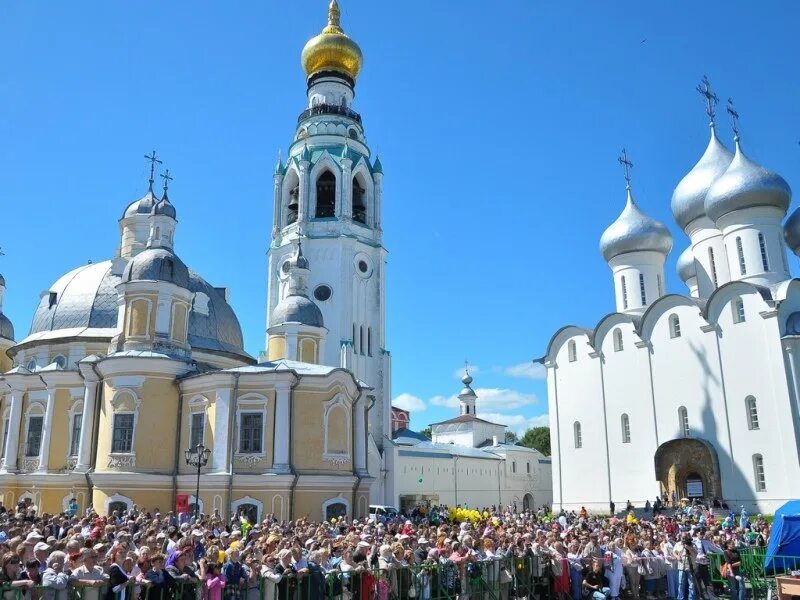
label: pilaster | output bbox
[272,382,291,474]
[0,389,24,473]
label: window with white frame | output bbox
[512,461,516,473]
[733,297,745,323]
[190,412,205,450]
[753,454,766,492]
[613,328,623,352]
[746,396,759,430]
[69,413,82,456]
[669,314,681,339]
[639,273,647,305]
[568,340,577,363]
[574,422,582,448]
[111,413,134,453]
[25,416,44,457]
[709,248,718,287]
[621,276,629,310]
[678,406,689,437]
[736,236,746,275]
[323,396,351,458]
[621,413,631,443]
[758,233,769,271]
[239,412,264,454]
[526,461,531,473]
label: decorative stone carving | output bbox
[66,457,78,471]
[108,454,136,469]
[234,454,265,468]
[322,454,349,466]
[21,457,39,472]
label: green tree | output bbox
[505,431,518,443]
[519,426,550,456]
[419,427,432,439]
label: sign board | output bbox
[686,479,704,498]
[176,494,189,514]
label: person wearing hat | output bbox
[70,548,107,600]
[33,541,50,573]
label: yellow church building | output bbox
[0,2,382,520]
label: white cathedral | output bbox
[542,83,800,514]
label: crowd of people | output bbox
[0,498,772,600]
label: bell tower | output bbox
[266,1,390,448]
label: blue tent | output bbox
[765,500,800,573]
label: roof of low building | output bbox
[429,414,505,427]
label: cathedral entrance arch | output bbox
[523,493,534,511]
[654,439,721,502]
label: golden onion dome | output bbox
[301,0,363,82]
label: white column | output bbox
[212,387,231,472]
[1,390,24,473]
[298,161,309,223]
[272,382,291,473]
[37,388,56,471]
[340,159,352,219]
[75,380,99,471]
[354,393,367,474]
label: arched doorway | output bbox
[654,438,722,503]
[522,493,534,511]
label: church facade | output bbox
[0,1,381,521]
[542,85,800,514]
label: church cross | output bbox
[144,150,162,191]
[727,98,740,138]
[160,169,173,194]
[696,75,719,124]
[618,148,634,189]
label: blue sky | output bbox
[2,1,799,435]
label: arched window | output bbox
[736,236,746,275]
[621,276,629,310]
[52,355,67,369]
[573,422,582,448]
[567,340,577,363]
[613,328,623,352]
[621,413,631,443]
[359,326,365,356]
[733,297,746,323]
[352,175,367,224]
[315,171,336,218]
[709,247,719,287]
[284,170,300,225]
[367,327,372,356]
[669,314,681,339]
[639,273,647,305]
[352,323,357,354]
[758,233,769,271]
[746,396,759,430]
[678,406,689,437]
[752,454,766,492]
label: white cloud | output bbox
[477,412,551,436]
[503,361,546,380]
[392,393,427,412]
[429,387,538,410]
[453,364,480,379]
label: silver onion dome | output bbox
[676,247,697,283]
[784,207,800,256]
[0,312,14,341]
[600,189,673,262]
[269,295,324,328]
[123,248,190,288]
[152,196,177,219]
[705,140,791,223]
[122,189,158,219]
[671,128,733,230]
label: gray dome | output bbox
[784,207,800,256]
[122,190,158,219]
[270,295,324,328]
[123,248,190,288]
[26,260,247,359]
[600,189,674,262]
[705,142,791,223]
[152,196,176,219]
[671,129,733,230]
[0,312,14,341]
[677,247,697,283]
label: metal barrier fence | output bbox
[707,546,800,599]
[0,556,551,600]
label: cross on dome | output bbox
[160,169,173,195]
[727,98,741,140]
[144,150,162,192]
[696,75,719,126]
[618,148,634,190]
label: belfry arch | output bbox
[654,438,722,501]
